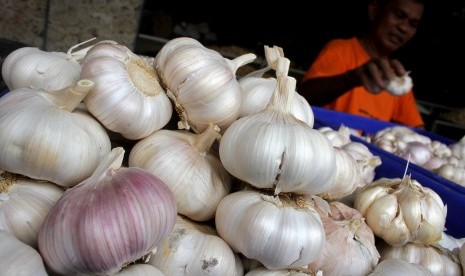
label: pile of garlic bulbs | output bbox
[0,36,462,276]
[372,126,465,186]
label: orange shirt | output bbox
[302,37,424,127]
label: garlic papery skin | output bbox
[246,267,320,275]
[155,36,256,133]
[114,264,165,276]
[1,45,82,91]
[354,176,447,246]
[149,215,243,276]
[0,230,48,276]
[38,147,177,275]
[239,45,314,127]
[342,141,382,186]
[219,64,336,195]
[129,124,231,221]
[0,171,64,248]
[317,148,361,200]
[81,41,172,140]
[368,259,432,275]
[317,125,351,148]
[215,190,325,269]
[386,73,413,96]
[378,241,462,276]
[0,80,111,187]
[309,200,379,275]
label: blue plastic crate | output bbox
[312,106,465,238]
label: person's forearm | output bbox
[298,69,361,106]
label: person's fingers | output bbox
[364,60,386,89]
[377,58,396,81]
[358,67,382,94]
[390,59,406,76]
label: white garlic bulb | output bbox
[239,45,314,127]
[309,200,380,275]
[317,125,351,148]
[0,230,48,276]
[1,39,94,91]
[38,147,177,275]
[378,241,462,276]
[386,73,413,96]
[149,215,243,276]
[0,171,63,248]
[246,267,319,275]
[129,124,231,221]
[114,264,166,276]
[369,259,432,275]
[354,176,447,246]
[342,141,382,186]
[216,190,325,270]
[155,36,256,133]
[81,40,172,140]
[0,80,111,187]
[220,61,336,195]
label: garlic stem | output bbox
[192,123,221,153]
[227,53,257,73]
[90,147,125,180]
[268,61,295,113]
[275,55,290,77]
[43,79,94,112]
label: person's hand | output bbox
[354,58,406,94]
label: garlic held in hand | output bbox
[354,176,447,246]
[149,215,243,276]
[81,40,172,140]
[38,148,177,275]
[0,80,111,187]
[129,124,231,221]
[1,39,93,91]
[216,190,325,269]
[220,58,336,195]
[155,37,256,133]
[386,72,413,96]
[0,171,64,248]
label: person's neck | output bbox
[358,35,388,58]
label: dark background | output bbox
[138,0,465,108]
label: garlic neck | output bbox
[227,53,256,73]
[126,56,163,97]
[44,80,94,112]
[269,75,296,114]
[192,124,221,153]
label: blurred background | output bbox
[1,0,464,139]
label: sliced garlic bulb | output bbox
[378,241,462,276]
[354,176,447,246]
[0,80,111,187]
[386,73,413,96]
[0,230,48,276]
[220,60,336,195]
[1,39,94,91]
[0,171,64,248]
[149,215,243,276]
[38,147,177,275]
[155,36,256,133]
[81,40,172,140]
[216,190,325,270]
[129,124,231,221]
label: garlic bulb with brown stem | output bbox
[149,215,243,276]
[219,58,336,195]
[38,147,177,275]
[308,199,380,275]
[354,176,447,246]
[0,230,48,276]
[377,240,462,276]
[129,123,231,221]
[155,36,256,133]
[81,40,173,140]
[238,45,314,127]
[0,80,111,187]
[1,38,95,91]
[215,190,325,270]
[0,171,64,248]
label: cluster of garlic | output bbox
[1,36,462,275]
[372,126,465,186]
